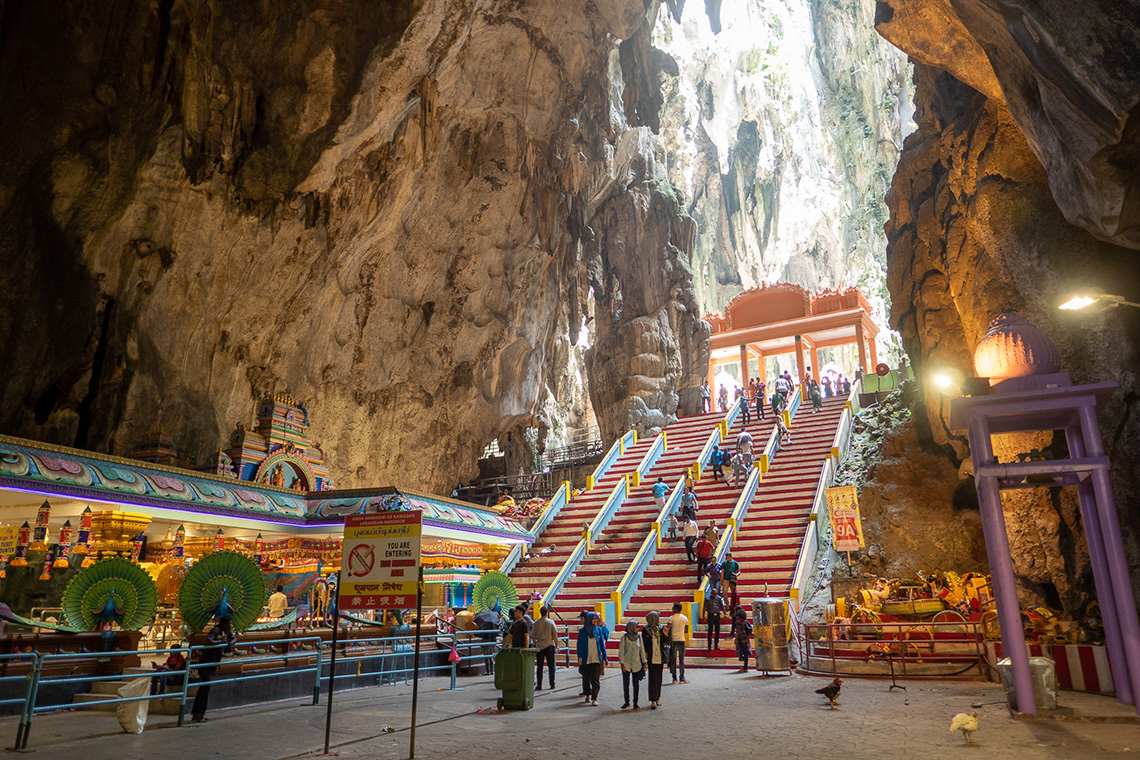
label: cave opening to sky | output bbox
[655,0,912,337]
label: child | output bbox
[731,606,753,673]
[667,511,679,542]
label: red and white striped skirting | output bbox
[985,642,1115,694]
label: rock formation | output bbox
[835,385,989,581]
[0,0,710,489]
[654,0,910,331]
[876,1,1140,610]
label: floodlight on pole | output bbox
[1058,293,1140,311]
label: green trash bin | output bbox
[494,647,538,710]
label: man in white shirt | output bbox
[268,585,288,618]
[683,518,699,563]
[533,605,558,690]
[667,602,689,684]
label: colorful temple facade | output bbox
[226,393,333,491]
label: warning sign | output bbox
[340,511,422,610]
[826,486,865,552]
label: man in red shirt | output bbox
[695,536,713,582]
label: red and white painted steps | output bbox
[552,410,731,615]
[611,397,846,667]
[510,435,654,599]
[621,411,777,599]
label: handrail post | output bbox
[178,646,194,727]
[314,640,323,704]
[14,653,38,750]
[18,654,42,749]
[450,632,457,690]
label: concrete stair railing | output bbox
[789,377,864,612]
[586,429,637,490]
[498,480,571,575]
[538,469,631,608]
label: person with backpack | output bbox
[736,429,754,463]
[576,611,608,705]
[642,611,668,709]
[618,620,647,710]
[533,605,558,690]
[730,605,753,672]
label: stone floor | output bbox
[10,669,1140,759]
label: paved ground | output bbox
[9,669,1140,759]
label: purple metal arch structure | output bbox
[950,374,1140,714]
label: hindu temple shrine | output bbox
[0,0,1138,754]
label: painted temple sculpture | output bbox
[133,393,333,491]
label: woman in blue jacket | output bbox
[576,612,608,705]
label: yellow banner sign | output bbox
[826,485,864,552]
[0,526,16,556]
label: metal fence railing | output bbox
[3,653,39,750]
[6,622,589,751]
[799,620,986,678]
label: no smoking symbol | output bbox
[348,543,375,577]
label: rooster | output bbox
[949,711,979,744]
[815,677,842,709]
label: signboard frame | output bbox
[826,485,865,553]
[325,510,425,759]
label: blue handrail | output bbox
[632,432,666,485]
[587,477,627,550]
[722,394,743,431]
[522,481,570,544]
[694,425,722,480]
[586,429,636,489]
[540,538,588,603]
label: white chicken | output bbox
[949,711,979,744]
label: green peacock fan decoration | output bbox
[61,557,159,631]
[178,551,267,632]
[471,571,518,613]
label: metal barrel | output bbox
[752,598,789,672]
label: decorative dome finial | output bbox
[973,313,1059,381]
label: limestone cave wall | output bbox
[0,0,709,490]
[875,0,1140,612]
[654,0,911,337]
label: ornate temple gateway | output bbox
[704,283,880,384]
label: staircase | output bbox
[555,410,735,641]
[622,413,777,622]
[510,393,850,668]
[511,434,654,603]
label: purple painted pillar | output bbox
[1066,426,1133,704]
[1079,406,1140,705]
[969,416,1037,713]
